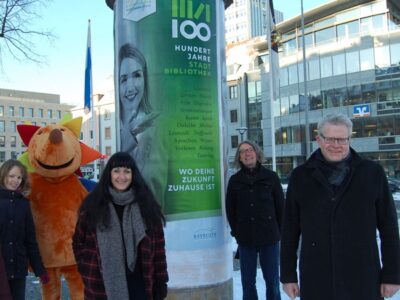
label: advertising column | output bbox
[109,0,232,298]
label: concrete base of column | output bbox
[167,278,233,300]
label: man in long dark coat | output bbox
[280,113,400,300]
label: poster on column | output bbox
[114,0,231,287]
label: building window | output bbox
[19,107,24,117]
[346,85,362,106]
[8,106,14,117]
[28,108,34,117]
[41,122,46,127]
[11,151,18,160]
[390,43,400,68]
[10,121,16,133]
[309,90,322,110]
[0,106,3,117]
[230,110,238,123]
[280,97,289,115]
[105,146,112,156]
[288,64,298,84]
[332,53,346,75]
[0,121,4,132]
[47,110,53,119]
[360,48,374,71]
[231,135,239,148]
[0,136,5,147]
[10,136,16,148]
[315,26,336,45]
[104,109,111,120]
[308,58,320,80]
[105,127,111,139]
[337,20,359,41]
[90,130,94,139]
[39,109,44,118]
[57,110,62,119]
[361,83,376,103]
[346,51,360,73]
[0,152,5,162]
[229,85,238,99]
[320,56,333,78]
[80,132,83,140]
[375,45,390,69]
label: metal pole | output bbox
[266,0,277,171]
[301,0,311,158]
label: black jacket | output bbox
[0,188,46,279]
[226,165,284,246]
[280,149,400,300]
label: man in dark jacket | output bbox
[280,113,400,300]
[226,140,284,300]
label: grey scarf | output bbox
[96,188,146,300]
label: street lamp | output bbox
[236,127,248,142]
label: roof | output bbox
[277,0,373,34]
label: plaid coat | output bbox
[72,210,168,300]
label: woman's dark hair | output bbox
[119,43,152,113]
[80,152,165,231]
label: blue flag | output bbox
[84,20,92,114]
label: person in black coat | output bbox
[280,113,400,300]
[0,248,11,300]
[226,140,284,300]
[0,159,49,300]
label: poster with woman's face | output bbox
[115,0,223,219]
[113,0,231,289]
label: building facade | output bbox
[226,0,400,180]
[0,88,73,164]
[225,0,283,44]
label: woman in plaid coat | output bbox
[73,152,168,300]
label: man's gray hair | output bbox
[317,113,353,136]
[233,140,264,169]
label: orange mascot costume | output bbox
[17,114,102,300]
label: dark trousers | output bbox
[8,278,26,300]
[127,272,147,300]
[239,243,281,300]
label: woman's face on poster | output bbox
[119,57,145,112]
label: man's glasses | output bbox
[320,133,350,145]
[239,147,255,154]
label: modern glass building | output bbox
[226,0,400,180]
[225,0,283,44]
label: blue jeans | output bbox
[239,243,281,300]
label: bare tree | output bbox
[0,0,55,66]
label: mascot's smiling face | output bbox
[29,124,82,178]
[17,114,102,179]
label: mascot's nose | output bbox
[49,129,63,144]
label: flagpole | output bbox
[301,0,311,158]
[84,19,96,150]
[266,0,276,171]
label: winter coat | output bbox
[0,188,46,280]
[0,249,11,300]
[280,148,400,300]
[226,165,285,246]
[72,209,168,300]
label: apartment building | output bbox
[0,88,73,164]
